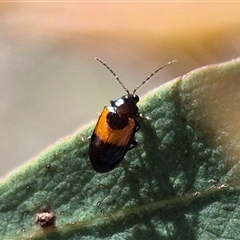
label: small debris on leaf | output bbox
[36,205,56,228]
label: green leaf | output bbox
[1,58,240,240]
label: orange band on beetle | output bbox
[94,107,136,146]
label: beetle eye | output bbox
[133,95,139,102]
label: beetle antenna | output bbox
[133,60,177,94]
[95,57,130,94]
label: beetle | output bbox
[89,58,175,173]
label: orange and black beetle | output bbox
[89,58,175,173]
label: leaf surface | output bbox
[1,58,240,240]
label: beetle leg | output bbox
[135,122,140,132]
[82,136,91,141]
[139,113,151,120]
[128,139,138,151]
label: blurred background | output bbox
[1,2,240,178]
